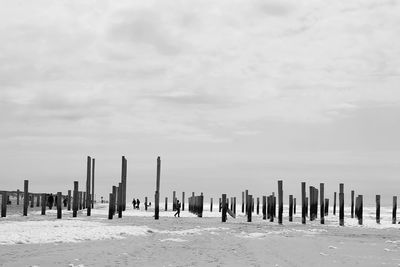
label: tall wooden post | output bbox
[339,183,344,226]
[358,195,363,225]
[247,194,252,222]
[256,197,260,215]
[108,193,114,219]
[222,194,227,222]
[289,195,293,222]
[16,189,20,205]
[309,186,314,221]
[241,191,244,213]
[320,183,324,224]
[91,158,95,208]
[121,156,127,211]
[73,181,78,217]
[219,198,221,212]
[83,192,86,209]
[41,193,46,215]
[393,196,397,224]
[301,182,306,224]
[86,156,91,216]
[293,198,296,214]
[165,197,168,211]
[1,191,6,217]
[173,191,176,211]
[376,195,380,224]
[67,190,71,211]
[118,182,123,218]
[57,192,62,219]
[262,196,266,220]
[112,186,117,215]
[333,192,337,215]
[233,197,236,215]
[245,190,248,215]
[23,180,29,216]
[278,180,283,224]
[325,199,329,215]
[155,156,161,220]
[182,192,185,211]
[351,190,354,218]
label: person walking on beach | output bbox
[132,198,136,209]
[174,200,181,217]
[136,198,140,209]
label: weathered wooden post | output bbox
[269,195,274,222]
[199,195,204,217]
[155,156,161,220]
[305,197,308,217]
[57,192,62,219]
[79,191,82,210]
[289,195,293,222]
[108,193,114,220]
[256,197,260,215]
[172,191,176,211]
[325,199,329,216]
[245,190,248,215]
[247,194,252,222]
[262,196,266,220]
[182,192,185,211]
[351,190,354,218]
[320,183,324,224]
[355,195,359,222]
[91,158,95,209]
[278,180,283,224]
[30,193,34,208]
[233,197,236,215]
[301,182,306,224]
[83,192,86,209]
[210,198,213,212]
[73,181,78,217]
[241,191,244,213]
[36,194,40,207]
[219,198,222,212]
[376,195,380,224]
[339,183,344,226]
[112,186,117,215]
[333,192,337,215]
[393,196,397,224]
[145,197,148,211]
[1,191,6,217]
[230,197,233,211]
[293,198,296,214]
[67,190,71,211]
[222,194,227,222]
[23,180,29,216]
[121,156,127,211]
[41,193,46,215]
[273,193,276,218]
[118,182,123,218]
[358,195,363,225]
[309,187,314,221]
[16,189,20,205]
[165,197,168,211]
[252,197,254,213]
[86,156,91,216]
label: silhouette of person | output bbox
[136,198,140,209]
[174,200,181,217]
[132,198,136,209]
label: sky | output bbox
[0,0,399,205]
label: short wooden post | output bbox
[199,195,203,217]
[245,190,248,215]
[40,193,46,215]
[86,156,91,216]
[289,195,293,222]
[351,190,355,218]
[1,191,6,217]
[36,194,40,207]
[376,195,380,224]
[67,190,71,211]
[247,194,252,222]
[301,182,306,224]
[309,187,314,221]
[210,198,213,212]
[358,195,363,225]
[17,189,20,205]
[57,192,62,219]
[339,183,344,226]
[112,186,117,215]
[256,197,260,215]
[165,197,168,211]
[393,196,397,224]
[325,199,329,216]
[241,191,244,213]
[333,192,337,215]
[154,156,161,220]
[219,198,222,212]
[293,198,296,214]
[278,180,283,224]
[269,195,274,222]
[79,191,82,210]
[182,192,185,211]
[320,183,324,224]
[73,181,78,217]
[173,191,176,211]
[145,197,148,211]
[83,192,86,209]
[222,194,227,222]
[30,194,34,208]
[305,197,308,217]
[118,183,123,218]
[23,180,29,216]
[262,196,266,220]
[273,194,276,218]
[252,197,254,212]
[233,197,236,215]
[108,193,114,220]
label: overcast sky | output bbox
[1,0,399,205]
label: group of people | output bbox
[130,197,181,217]
[132,198,141,209]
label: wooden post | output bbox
[233,197,236,215]
[393,196,397,224]
[252,197,254,213]
[309,186,314,221]
[118,183,123,218]
[222,194,227,222]
[1,191,6,217]
[210,198,213,212]
[247,194,252,222]
[17,189,20,205]
[339,183,344,226]
[199,195,203,217]
[351,190,354,218]
[79,191,82,210]
[245,190,248,215]
[305,197,308,217]
[36,194,40,207]
[73,181,78,217]
[333,192,337,215]
[273,194,276,218]
[325,198,329,216]
[376,195,380,224]
[155,156,161,220]
[241,191,244,213]
[230,197,233,211]
[86,156,91,216]
[173,191,176,211]
[108,193,114,220]
[358,195,363,225]
[121,156,127,211]
[278,180,283,224]
[145,197,148,211]
[301,182,306,224]
[219,198,222,212]
[293,198,296,214]
[165,197,168,211]
[57,192,62,219]
[256,197,260,215]
[67,190,71,211]
[269,195,274,222]
[30,193,34,208]
[83,192,86,209]
[23,180,29,216]
[320,183,324,224]
[41,193,46,215]
[91,158,95,209]
[182,192,185,211]
[112,186,117,215]
[289,195,293,222]
[262,196,266,220]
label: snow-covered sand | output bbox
[1,203,399,266]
